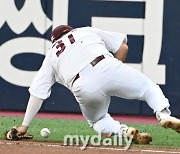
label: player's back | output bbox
[48,27,111,87]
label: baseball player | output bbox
[6,25,180,143]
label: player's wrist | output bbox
[17,125,28,134]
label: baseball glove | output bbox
[5,126,33,141]
[126,127,152,144]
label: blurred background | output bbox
[0,0,180,116]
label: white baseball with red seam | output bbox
[40,128,50,138]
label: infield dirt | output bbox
[0,140,180,154]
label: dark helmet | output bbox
[50,25,73,43]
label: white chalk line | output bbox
[0,141,180,154]
[87,146,180,154]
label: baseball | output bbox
[40,128,50,138]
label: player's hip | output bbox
[71,55,122,98]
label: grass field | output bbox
[0,116,180,149]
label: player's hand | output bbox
[5,126,33,140]
[16,125,28,134]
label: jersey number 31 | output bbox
[53,34,75,57]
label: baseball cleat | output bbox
[158,113,180,133]
[125,127,152,144]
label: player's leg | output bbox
[115,64,180,133]
[107,63,169,113]
[71,63,152,143]
[71,64,128,135]
[100,56,180,133]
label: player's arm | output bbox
[17,51,55,134]
[17,95,44,134]
[91,27,128,62]
[114,42,128,62]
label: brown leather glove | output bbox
[5,126,33,141]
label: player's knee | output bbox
[92,113,122,135]
[142,82,169,112]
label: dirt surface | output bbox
[0,140,180,154]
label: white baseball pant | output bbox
[71,54,169,135]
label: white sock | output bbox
[156,107,171,121]
[22,95,43,126]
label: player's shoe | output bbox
[103,126,152,144]
[124,127,152,144]
[157,113,180,133]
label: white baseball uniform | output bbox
[28,27,170,135]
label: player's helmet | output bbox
[50,25,73,43]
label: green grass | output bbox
[0,116,180,148]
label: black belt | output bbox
[90,55,105,67]
[72,55,105,85]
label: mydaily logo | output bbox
[64,133,133,150]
